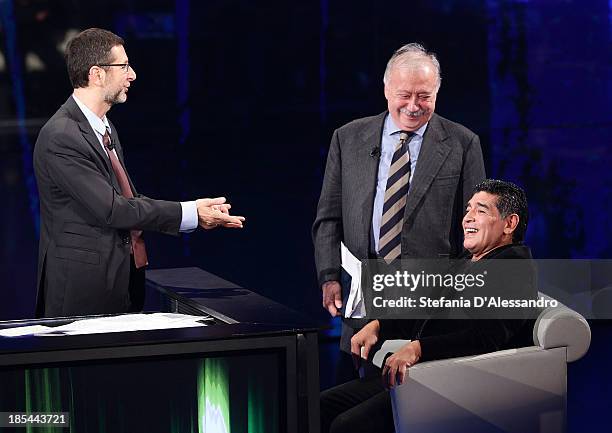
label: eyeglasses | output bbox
[97,63,131,72]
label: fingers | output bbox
[201,220,244,230]
[197,197,245,229]
[218,214,245,228]
[325,302,339,317]
[396,364,407,387]
[203,212,245,229]
[213,204,231,214]
[382,358,409,389]
[196,197,227,209]
[382,364,390,389]
[322,282,341,317]
[361,343,371,362]
[206,197,227,206]
[334,290,343,309]
[332,285,342,310]
[222,222,244,228]
[388,364,396,388]
[323,294,339,316]
[216,211,244,221]
[382,358,396,389]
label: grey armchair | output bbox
[375,294,590,433]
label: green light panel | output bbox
[198,358,230,433]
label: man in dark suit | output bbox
[33,28,245,317]
[312,43,486,382]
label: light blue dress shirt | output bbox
[371,114,428,253]
[72,95,198,232]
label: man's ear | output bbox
[88,65,104,86]
[503,214,519,236]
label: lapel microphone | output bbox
[370,146,381,158]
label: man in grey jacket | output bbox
[34,28,244,317]
[312,43,485,383]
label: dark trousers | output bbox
[335,349,360,385]
[320,375,395,433]
[337,269,370,384]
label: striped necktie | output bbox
[103,128,148,268]
[378,131,414,261]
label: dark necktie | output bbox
[378,131,415,261]
[103,129,148,268]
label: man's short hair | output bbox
[65,28,124,89]
[474,179,529,243]
[383,43,442,91]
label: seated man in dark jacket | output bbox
[321,179,536,433]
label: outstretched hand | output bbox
[196,197,245,229]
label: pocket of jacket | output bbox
[432,174,459,187]
[63,222,102,238]
[55,246,100,265]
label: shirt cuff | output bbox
[179,201,198,232]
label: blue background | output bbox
[1,0,610,430]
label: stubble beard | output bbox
[104,88,127,106]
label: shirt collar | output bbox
[385,113,428,138]
[72,94,111,137]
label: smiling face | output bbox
[384,62,438,132]
[102,45,136,105]
[463,191,518,261]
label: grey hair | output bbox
[383,43,442,92]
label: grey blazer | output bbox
[33,96,181,317]
[313,111,486,299]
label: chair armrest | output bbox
[390,346,567,433]
[533,301,590,362]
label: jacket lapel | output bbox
[63,97,122,194]
[403,113,452,222]
[108,123,138,197]
[357,112,386,251]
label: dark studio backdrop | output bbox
[1,0,611,430]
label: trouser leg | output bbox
[321,376,395,433]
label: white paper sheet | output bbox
[0,313,210,338]
[0,325,53,337]
[341,242,365,318]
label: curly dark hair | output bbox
[474,179,529,242]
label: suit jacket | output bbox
[33,96,181,317]
[312,112,486,352]
[313,112,486,286]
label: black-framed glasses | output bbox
[97,63,131,72]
